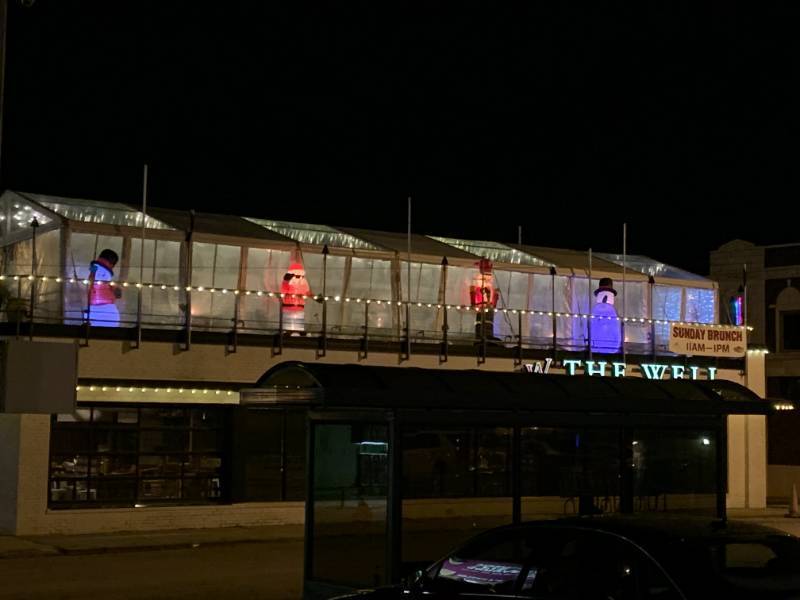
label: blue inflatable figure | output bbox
[591,277,621,354]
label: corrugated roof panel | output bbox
[246,218,381,250]
[25,193,173,230]
[431,236,555,268]
[339,227,480,259]
[596,253,710,282]
[146,207,293,241]
[512,244,628,274]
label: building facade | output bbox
[0,191,767,535]
[712,239,800,502]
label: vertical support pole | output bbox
[317,244,328,358]
[28,217,39,340]
[512,425,521,524]
[15,273,20,339]
[182,210,195,351]
[304,419,316,588]
[58,224,69,325]
[717,421,728,521]
[620,427,634,514]
[514,310,523,367]
[359,300,369,360]
[622,223,627,362]
[439,256,448,364]
[403,196,412,362]
[134,164,148,350]
[649,275,656,359]
[228,246,246,354]
[273,296,284,356]
[478,306,487,366]
[386,414,402,585]
[550,267,557,359]
[588,249,593,359]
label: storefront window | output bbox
[520,427,620,520]
[49,405,229,508]
[632,429,717,515]
[402,427,513,566]
[235,408,306,502]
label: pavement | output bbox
[3,507,800,561]
[0,523,304,560]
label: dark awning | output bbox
[246,361,769,416]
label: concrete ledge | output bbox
[0,536,60,559]
[21,502,305,536]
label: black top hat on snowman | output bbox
[594,277,618,297]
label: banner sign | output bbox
[668,324,746,358]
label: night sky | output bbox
[2,2,799,274]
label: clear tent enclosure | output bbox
[1,190,721,354]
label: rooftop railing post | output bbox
[228,290,240,354]
[649,275,656,359]
[550,267,557,359]
[440,306,449,364]
[273,295,283,357]
[14,274,21,339]
[134,285,143,348]
[359,300,369,360]
[182,210,195,352]
[317,244,328,358]
[81,266,94,348]
[439,257,449,364]
[28,217,39,340]
[478,306,487,365]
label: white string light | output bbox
[1,272,751,330]
[76,385,237,396]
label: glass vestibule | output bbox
[308,415,724,591]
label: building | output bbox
[0,190,768,536]
[711,239,800,502]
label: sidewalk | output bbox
[727,505,800,537]
[3,508,800,561]
[0,523,304,560]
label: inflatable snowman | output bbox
[590,277,622,353]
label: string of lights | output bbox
[1,273,752,330]
[76,385,236,395]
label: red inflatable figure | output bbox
[281,262,312,333]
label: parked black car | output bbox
[331,516,800,599]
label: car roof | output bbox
[494,515,794,546]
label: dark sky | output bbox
[2,2,799,274]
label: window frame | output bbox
[48,404,231,509]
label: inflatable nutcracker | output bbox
[281,262,312,333]
[590,277,621,353]
[87,249,122,327]
[470,258,500,339]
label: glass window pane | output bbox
[633,429,716,515]
[140,431,188,453]
[312,423,387,588]
[402,427,513,567]
[285,411,307,501]
[521,427,620,520]
[49,405,228,509]
[140,408,188,428]
[51,428,90,454]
